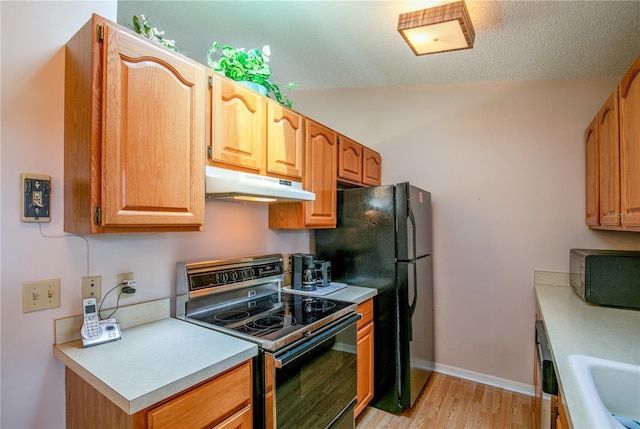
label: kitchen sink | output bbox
[568,354,640,429]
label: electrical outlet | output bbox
[22,279,61,312]
[117,272,135,298]
[82,276,102,300]
[283,254,292,287]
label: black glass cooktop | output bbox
[188,292,355,351]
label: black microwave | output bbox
[569,249,640,310]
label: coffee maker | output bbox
[314,260,332,287]
[291,253,317,291]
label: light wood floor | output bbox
[356,372,535,429]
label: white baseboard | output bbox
[433,362,535,397]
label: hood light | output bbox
[233,196,278,203]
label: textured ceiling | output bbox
[116,1,640,91]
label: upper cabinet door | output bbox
[585,115,599,226]
[620,55,640,227]
[598,90,621,226]
[211,75,266,173]
[305,120,338,227]
[266,99,304,179]
[100,21,205,230]
[362,147,382,187]
[338,135,363,184]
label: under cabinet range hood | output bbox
[205,166,315,203]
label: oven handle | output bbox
[274,313,361,369]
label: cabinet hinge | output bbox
[337,136,341,145]
[97,24,104,43]
[207,146,213,159]
[208,75,213,89]
[93,206,102,225]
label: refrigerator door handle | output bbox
[408,262,418,342]
[408,205,417,262]
[407,205,418,323]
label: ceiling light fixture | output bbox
[397,1,475,56]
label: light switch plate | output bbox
[21,173,51,222]
[22,279,61,313]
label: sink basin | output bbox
[568,354,640,429]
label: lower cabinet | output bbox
[65,360,252,429]
[355,299,374,417]
[556,389,569,429]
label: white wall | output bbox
[295,80,640,389]
[0,2,310,428]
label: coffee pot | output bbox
[291,253,317,291]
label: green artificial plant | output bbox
[131,14,179,52]
[207,42,297,108]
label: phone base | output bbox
[82,319,122,348]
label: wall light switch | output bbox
[21,173,51,223]
[22,279,61,313]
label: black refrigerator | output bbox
[315,183,434,414]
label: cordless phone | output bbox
[81,298,121,347]
[81,298,100,339]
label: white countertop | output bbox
[534,273,640,429]
[53,317,257,415]
[284,284,377,304]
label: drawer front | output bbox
[147,361,251,429]
[357,299,373,330]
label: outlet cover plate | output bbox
[23,279,61,312]
[117,272,134,298]
[82,276,102,301]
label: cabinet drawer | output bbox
[357,299,374,330]
[147,361,251,429]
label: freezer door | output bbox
[398,255,434,408]
[315,185,397,284]
[396,183,432,261]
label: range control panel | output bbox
[189,261,284,291]
[21,173,51,223]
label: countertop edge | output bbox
[53,318,258,414]
[284,285,377,304]
[127,347,257,413]
[534,280,640,429]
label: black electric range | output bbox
[175,254,357,352]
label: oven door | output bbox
[267,313,359,429]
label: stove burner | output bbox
[254,315,294,329]
[213,310,250,323]
[240,314,297,336]
[301,297,337,313]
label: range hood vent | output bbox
[205,166,315,203]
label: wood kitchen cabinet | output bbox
[209,74,266,174]
[556,389,569,429]
[620,55,640,227]
[585,116,599,226]
[598,90,621,226]
[355,298,374,417]
[585,54,640,232]
[268,119,338,228]
[266,98,304,180]
[338,135,364,184]
[207,74,304,180]
[65,360,252,429]
[362,146,382,186]
[64,14,205,233]
[337,136,382,187]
